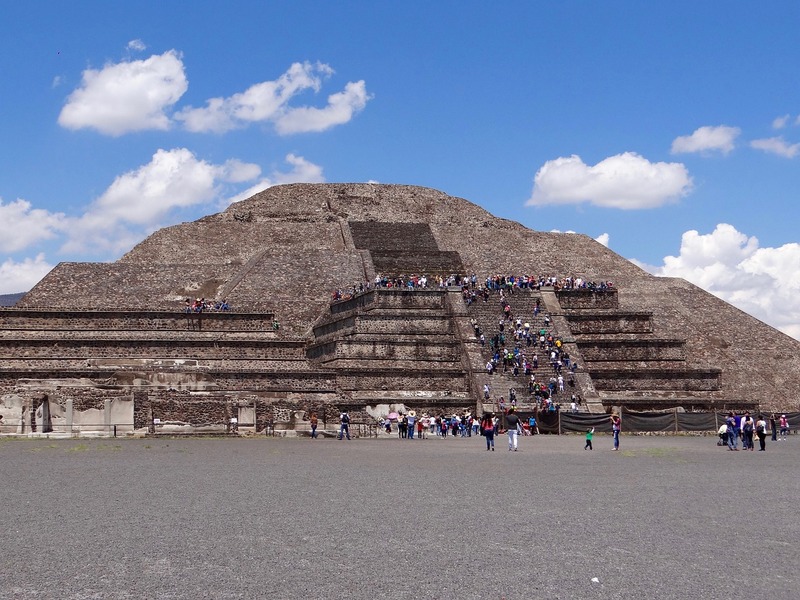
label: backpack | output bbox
[743,419,753,433]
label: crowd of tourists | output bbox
[378,411,479,439]
[718,411,790,451]
[469,294,579,411]
[330,273,467,303]
[463,274,614,293]
[374,408,543,452]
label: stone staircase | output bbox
[348,221,464,277]
[463,289,579,411]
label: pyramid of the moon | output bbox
[3,183,799,433]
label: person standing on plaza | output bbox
[741,412,755,451]
[611,414,621,451]
[506,408,522,452]
[779,414,789,440]
[481,412,495,451]
[756,414,768,451]
[726,412,738,450]
[338,411,351,440]
[584,427,594,450]
[407,411,416,440]
[310,411,318,439]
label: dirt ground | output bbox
[1,433,797,599]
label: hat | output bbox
[782,414,786,418]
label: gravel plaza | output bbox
[1,433,798,599]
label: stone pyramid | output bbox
[3,183,799,433]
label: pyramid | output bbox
[3,183,798,433]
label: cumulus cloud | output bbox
[275,80,371,134]
[0,254,54,295]
[58,50,187,135]
[62,148,262,254]
[175,62,369,134]
[595,233,610,247]
[772,114,791,130]
[670,125,741,155]
[528,152,692,209]
[224,154,325,206]
[750,136,800,158]
[640,224,800,340]
[0,198,65,252]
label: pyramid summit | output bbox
[3,183,799,434]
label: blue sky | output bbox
[1,1,799,338]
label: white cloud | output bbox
[274,80,371,134]
[63,148,262,254]
[58,50,187,136]
[528,152,692,209]
[772,114,791,130]
[218,159,262,183]
[595,233,610,247]
[224,154,325,206]
[175,62,369,134]
[670,125,741,155]
[0,198,65,252]
[640,224,800,340]
[750,136,800,158]
[0,254,54,294]
[127,39,146,52]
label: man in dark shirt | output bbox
[506,408,521,452]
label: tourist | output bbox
[741,412,755,451]
[611,414,621,451]
[726,412,738,451]
[756,415,768,451]
[506,407,522,452]
[770,414,777,442]
[718,423,728,446]
[407,411,416,439]
[310,412,318,439]
[779,414,789,440]
[528,414,538,435]
[338,412,351,440]
[481,413,495,451]
[584,427,594,450]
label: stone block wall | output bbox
[566,313,653,335]
[0,309,275,331]
[557,289,619,309]
[577,339,686,362]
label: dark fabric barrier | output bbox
[498,410,800,434]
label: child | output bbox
[584,427,594,450]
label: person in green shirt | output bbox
[584,427,594,450]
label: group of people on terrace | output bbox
[330,273,466,303]
[469,274,614,293]
[183,297,230,313]
[719,411,790,451]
